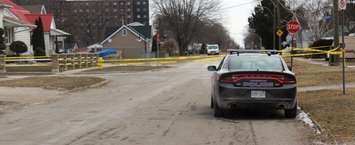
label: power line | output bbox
[221,0,257,10]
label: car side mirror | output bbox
[208,66,217,71]
[287,65,293,71]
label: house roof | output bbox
[22,5,45,14]
[101,25,147,45]
[25,14,53,32]
[0,0,32,25]
[51,28,71,36]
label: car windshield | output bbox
[228,55,283,72]
[207,46,218,50]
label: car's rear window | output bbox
[228,55,283,72]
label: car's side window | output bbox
[217,56,226,70]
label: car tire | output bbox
[285,104,298,118]
[214,101,224,118]
[210,97,214,108]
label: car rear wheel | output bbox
[285,103,298,118]
[214,101,225,118]
[210,97,214,108]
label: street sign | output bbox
[287,20,300,34]
[276,29,283,38]
[339,0,347,10]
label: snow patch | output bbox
[297,108,321,134]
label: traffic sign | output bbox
[276,29,283,38]
[287,20,300,34]
[339,0,347,10]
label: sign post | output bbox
[287,20,300,70]
[276,29,283,38]
[339,0,346,95]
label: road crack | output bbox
[249,121,258,145]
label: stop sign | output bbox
[287,20,300,34]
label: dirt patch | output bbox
[0,101,21,114]
[81,65,171,74]
[289,59,355,87]
[299,89,355,143]
[0,76,106,91]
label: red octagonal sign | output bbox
[287,20,300,34]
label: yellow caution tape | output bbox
[5,56,50,59]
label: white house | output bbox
[24,13,70,56]
[3,1,69,56]
[0,2,35,55]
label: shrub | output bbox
[10,41,28,56]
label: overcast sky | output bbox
[221,0,258,47]
[150,0,258,47]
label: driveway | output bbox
[0,61,316,145]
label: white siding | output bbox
[44,33,51,56]
[14,27,33,55]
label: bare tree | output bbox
[290,0,332,41]
[153,0,221,55]
[244,28,262,49]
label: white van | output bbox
[206,44,220,55]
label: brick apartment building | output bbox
[14,0,150,47]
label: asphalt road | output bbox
[0,61,315,145]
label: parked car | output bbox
[206,44,220,55]
[208,50,297,118]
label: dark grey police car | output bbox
[208,51,297,118]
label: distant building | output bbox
[101,22,150,58]
[14,0,151,47]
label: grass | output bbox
[0,76,106,90]
[299,89,355,143]
[287,58,355,87]
[81,65,171,74]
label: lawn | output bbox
[288,58,355,87]
[299,89,355,143]
[0,76,106,90]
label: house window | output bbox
[122,29,127,36]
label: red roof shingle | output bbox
[25,14,53,32]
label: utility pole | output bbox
[330,0,340,66]
[273,6,276,50]
[270,0,278,50]
[277,1,281,50]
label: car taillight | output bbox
[282,76,297,84]
[220,75,239,83]
[220,73,296,86]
